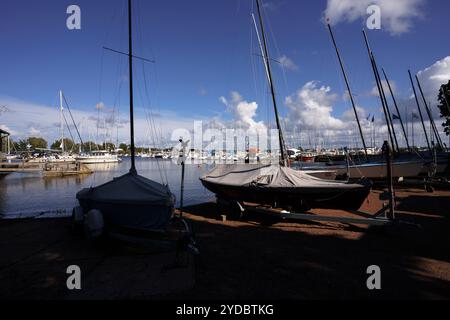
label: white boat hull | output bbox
[75,157,120,164]
[335,161,424,180]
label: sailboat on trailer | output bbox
[75,0,176,232]
[200,0,372,212]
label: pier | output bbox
[0,160,93,176]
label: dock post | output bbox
[178,138,189,218]
[383,140,395,220]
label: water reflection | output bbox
[0,159,214,217]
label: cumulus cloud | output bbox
[219,91,267,132]
[0,125,18,136]
[416,56,450,108]
[323,0,425,35]
[278,55,299,71]
[342,105,368,122]
[370,79,397,97]
[28,127,42,136]
[285,81,345,130]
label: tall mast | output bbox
[408,70,431,152]
[327,24,367,158]
[59,90,64,153]
[415,75,444,150]
[382,68,411,152]
[362,30,398,152]
[128,0,136,173]
[255,0,286,165]
[373,57,400,152]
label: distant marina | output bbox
[0,158,214,218]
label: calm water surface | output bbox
[0,158,214,218]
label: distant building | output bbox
[0,128,10,154]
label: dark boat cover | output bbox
[77,172,175,230]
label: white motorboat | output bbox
[75,151,120,164]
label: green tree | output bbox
[81,141,98,152]
[437,80,450,137]
[104,142,116,151]
[119,143,129,153]
[27,137,47,149]
[51,138,76,151]
[13,140,28,151]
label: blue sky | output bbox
[1,0,449,148]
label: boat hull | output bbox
[300,160,424,180]
[200,178,371,211]
[77,198,174,230]
[76,158,120,164]
[76,173,175,230]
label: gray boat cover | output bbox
[77,172,175,230]
[77,172,174,205]
[201,164,365,190]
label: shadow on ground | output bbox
[0,189,449,299]
[176,189,450,299]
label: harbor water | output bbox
[0,158,214,219]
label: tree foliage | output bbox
[51,138,76,151]
[437,80,450,136]
[27,137,48,149]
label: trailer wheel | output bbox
[216,198,243,221]
[71,206,84,234]
[84,209,105,240]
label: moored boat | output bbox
[75,151,121,164]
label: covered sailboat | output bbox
[200,0,372,212]
[75,0,175,232]
[201,164,372,211]
[77,172,175,230]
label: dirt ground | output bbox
[1,187,450,300]
[178,187,450,299]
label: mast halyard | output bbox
[382,68,411,152]
[327,23,368,158]
[128,0,137,174]
[416,75,445,151]
[60,90,65,153]
[408,70,431,152]
[363,30,398,152]
[255,0,287,166]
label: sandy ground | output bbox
[1,187,450,299]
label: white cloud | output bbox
[323,0,425,35]
[370,79,397,97]
[0,96,199,147]
[278,55,299,71]
[0,125,18,136]
[342,105,367,122]
[28,127,41,137]
[219,91,267,132]
[285,81,345,130]
[416,56,450,108]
